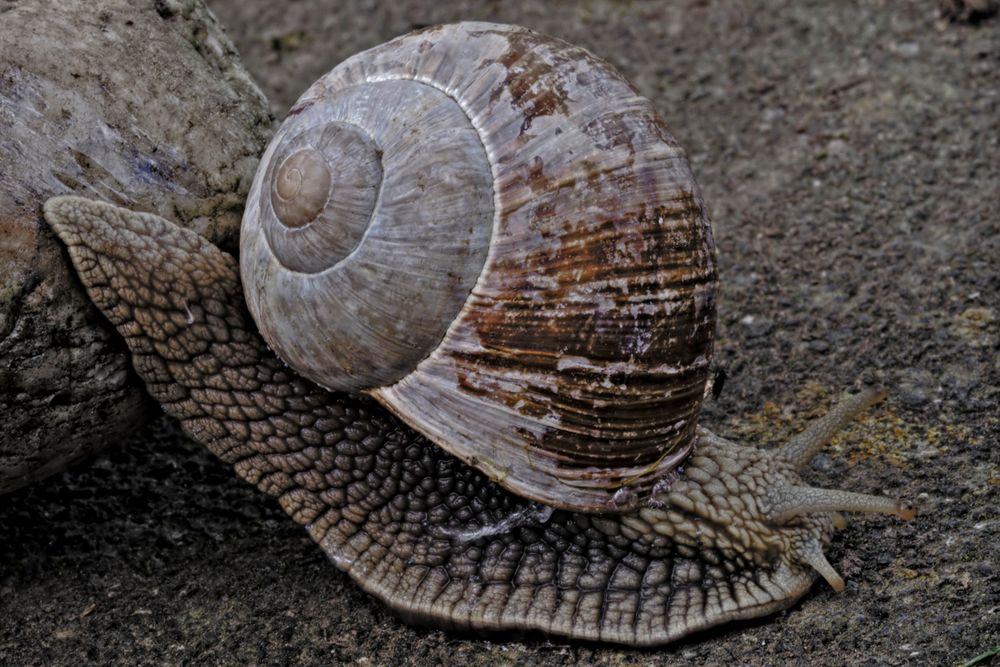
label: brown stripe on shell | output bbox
[445,192,714,503]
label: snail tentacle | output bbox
[779,387,889,469]
[44,196,911,645]
[795,537,846,592]
[766,486,916,524]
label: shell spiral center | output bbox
[263,121,384,273]
[272,149,331,228]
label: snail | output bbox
[43,22,914,646]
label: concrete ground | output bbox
[2,1,997,665]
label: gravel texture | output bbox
[2,1,997,665]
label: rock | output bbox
[807,339,831,353]
[938,0,999,23]
[896,367,936,409]
[0,0,273,493]
[739,314,773,338]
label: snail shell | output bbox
[240,22,717,513]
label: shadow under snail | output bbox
[43,22,914,646]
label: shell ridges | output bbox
[241,22,717,513]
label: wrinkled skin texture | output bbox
[44,197,911,646]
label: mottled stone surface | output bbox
[0,0,272,493]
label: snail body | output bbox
[45,22,912,646]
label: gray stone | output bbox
[0,0,272,493]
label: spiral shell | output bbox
[240,22,717,512]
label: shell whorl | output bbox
[245,77,494,391]
[241,22,717,513]
[263,122,384,265]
